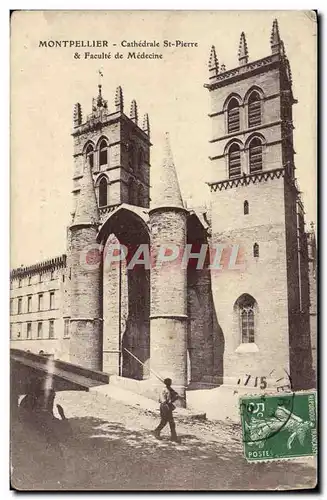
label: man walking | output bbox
[153,378,180,443]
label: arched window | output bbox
[253,243,259,258]
[244,200,249,215]
[99,177,108,207]
[85,144,94,169]
[248,92,261,128]
[235,294,257,344]
[228,143,241,178]
[99,139,108,167]
[227,98,240,133]
[249,137,263,173]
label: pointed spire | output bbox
[208,45,219,76]
[72,160,99,227]
[238,32,249,66]
[151,132,184,209]
[130,99,138,124]
[270,19,282,54]
[142,113,150,137]
[115,85,124,112]
[73,103,82,127]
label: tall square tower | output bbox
[206,20,313,390]
[71,84,151,218]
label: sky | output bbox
[10,10,317,268]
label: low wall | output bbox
[10,339,70,362]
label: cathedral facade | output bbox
[10,20,316,399]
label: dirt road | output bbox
[11,390,317,491]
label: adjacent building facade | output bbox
[10,20,316,396]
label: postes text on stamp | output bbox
[240,393,317,462]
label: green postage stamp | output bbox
[240,392,317,462]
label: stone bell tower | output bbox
[205,20,313,390]
[71,84,151,217]
[68,83,152,372]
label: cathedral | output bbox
[10,20,316,402]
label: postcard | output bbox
[10,10,317,491]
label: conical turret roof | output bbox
[71,161,99,227]
[151,132,184,210]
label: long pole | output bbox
[123,347,165,383]
[123,347,187,394]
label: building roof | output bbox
[71,161,99,227]
[150,132,184,210]
[10,254,67,280]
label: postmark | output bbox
[239,392,317,462]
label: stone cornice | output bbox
[70,317,103,322]
[149,205,188,216]
[99,203,122,217]
[72,111,151,146]
[207,167,285,192]
[209,121,282,145]
[205,54,281,90]
[150,314,188,320]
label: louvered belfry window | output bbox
[228,143,241,178]
[99,177,108,207]
[249,138,263,173]
[248,92,261,128]
[99,139,108,166]
[227,98,240,133]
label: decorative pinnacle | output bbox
[142,113,150,137]
[270,19,281,54]
[73,103,82,127]
[115,85,124,112]
[130,99,138,124]
[208,45,219,75]
[238,32,249,66]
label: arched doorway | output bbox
[97,207,150,379]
